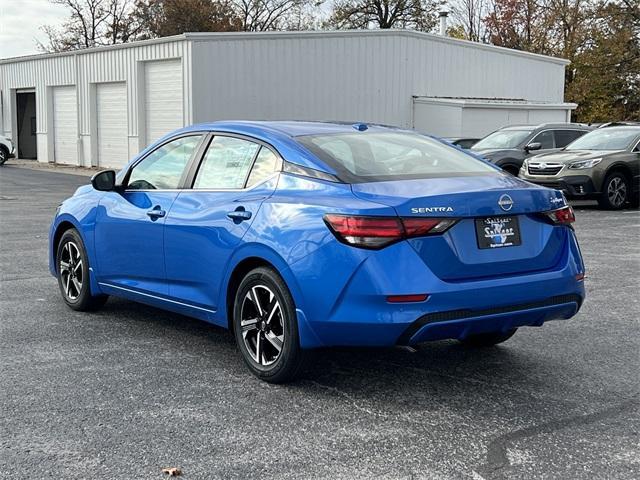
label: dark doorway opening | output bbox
[17,92,37,159]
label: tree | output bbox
[326,0,441,31]
[38,0,137,52]
[484,0,547,52]
[567,0,640,121]
[449,0,488,42]
[133,0,242,38]
[234,0,316,31]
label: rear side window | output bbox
[530,131,555,149]
[194,136,259,189]
[555,130,586,147]
[246,147,281,187]
[297,131,497,183]
[128,135,203,190]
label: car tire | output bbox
[56,229,108,311]
[598,172,629,210]
[459,328,517,347]
[233,267,306,383]
[501,165,520,176]
[0,146,8,166]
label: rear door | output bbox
[94,134,204,296]
[164,135,282,313]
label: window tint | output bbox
[555,130,586,147]
[246,147,281,187]
[297,132,497,182]
[128,135,202,190]
[194,136,259,189]
[530,130,554,149]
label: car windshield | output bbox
[565,128,640,151]
[471,129,533,150]
[296,131,497,182]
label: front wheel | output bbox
[598,172,629,210]
[0,147,8,166]
[459,329,517,347]
[233,267,306,383]
[56,229,108,311]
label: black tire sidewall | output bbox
[0,147,7,165]
[233,267,302,382]
[56,229,93,310]
[600,172,629,210]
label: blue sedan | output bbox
[49,121,585,383]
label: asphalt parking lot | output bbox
[1,165,638,479]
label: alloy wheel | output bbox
[59,241,84,300]
[240,284,285,366]
[607,176,627,208]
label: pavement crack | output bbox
[477,395,639,479]
[307,380,390,419]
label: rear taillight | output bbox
[324,214,456,249]
[541,205,575,225]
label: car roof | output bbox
[501,123,591,131]
[182,120,398,137]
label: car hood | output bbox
[351,174,566,217]
[529,149,621,163]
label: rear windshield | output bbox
[296,131,497,182]
[472,129,533,150]
[566,128,640,151]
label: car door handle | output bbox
[146,207,166,219]
[227,209,252,222]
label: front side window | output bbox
[297,131,497,182]
[566,128,640,151]
[194,136,260,189]
[471,129,533,150]
[530,130,554,149]
[127,135,203,190]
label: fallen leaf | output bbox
[162,467,182,476]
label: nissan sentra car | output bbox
[50,122,585,383]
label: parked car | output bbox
[471,123,592,175]
[0,134,15,165]
[50,121,585,383]
[519,126,640,209]
[446,137,480,149]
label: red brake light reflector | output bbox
[387,294,429,303]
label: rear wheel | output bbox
[460,329,517,347]
[56,229,108,311]
[598,172,629,210]
[233,267,305,383]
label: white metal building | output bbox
[0,29,576,168]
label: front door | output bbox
[164,135,282,317]
[94,134,204,296]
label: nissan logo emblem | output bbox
[498,194,514,212]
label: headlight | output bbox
[568,158,602,169]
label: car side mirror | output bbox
[91,170,117,191]
[525,142,542,152]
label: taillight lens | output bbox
[542,205,575,225]
[324,214,456,249]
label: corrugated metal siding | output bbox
[0,39,189,143]
[190,32,566,128]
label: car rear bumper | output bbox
[292,228,585,348]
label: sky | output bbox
[0,0,68,58]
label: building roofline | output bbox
[0,29,570,66]
[413,96,577,110]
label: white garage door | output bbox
[53,86,78,165]
[96,82,128,168]
[144,59,183,145]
